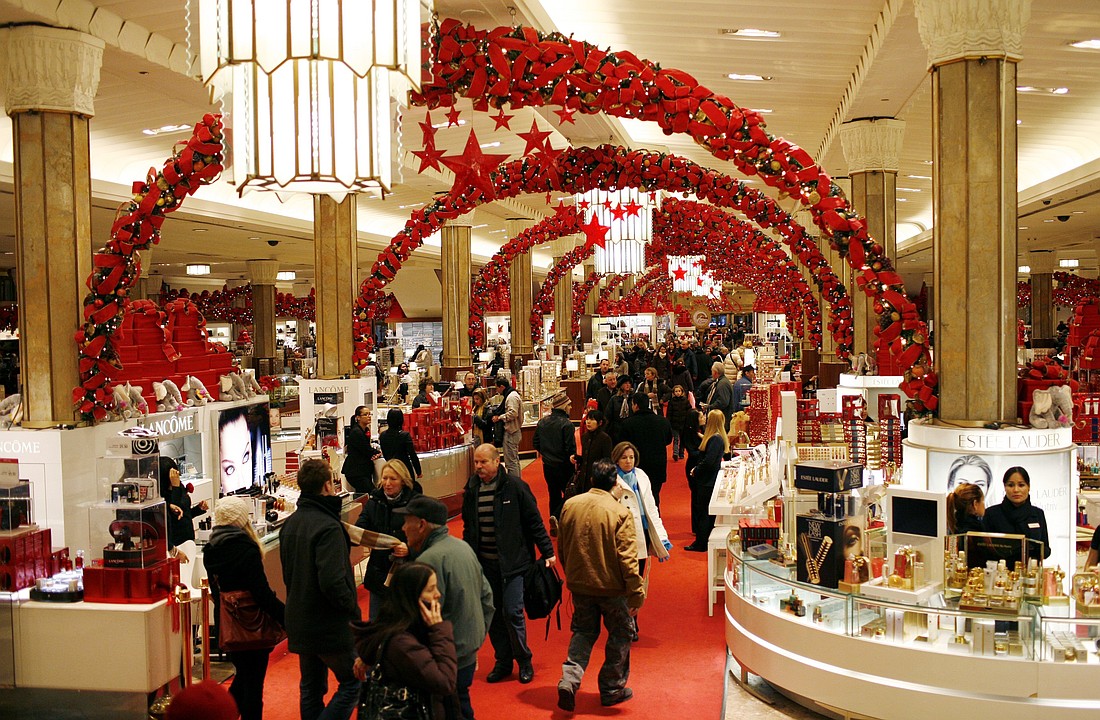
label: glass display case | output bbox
[0,481,32,531]
[87,498,168,568]
[521,398,553,427]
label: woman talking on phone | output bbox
[352,562,457,720]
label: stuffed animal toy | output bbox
[184,376,211,406]
[220,374,245,401]
[127,383,149,416]
[244,371,263,396]
[153,381,168,412]
[230,372,251,399]
[162,379,187,411]
[0,394,21,427]
[1049,384,1075,428]
[112,385,132,419]
[1029,388,1059,429]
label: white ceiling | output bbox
[1,0,1100,297]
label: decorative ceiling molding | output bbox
[840,118,907,173]
[913,0,1031,67]
[1,25,104,115]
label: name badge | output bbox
[1028,522,1041,529]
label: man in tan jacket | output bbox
[556,458,645,712]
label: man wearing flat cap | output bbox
[399,495,493,720]
[533,391,576,521]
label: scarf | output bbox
[617,468,649,530]
[996,496,1035,532]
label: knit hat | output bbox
[213,496,252,529]
[166,680,239,720]
[549,391,571,410]
[617,375,634,389]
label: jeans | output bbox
[367,587,388,621]
[481,559,531,668]
[297,650,359,720]
[559,593,633,699]
[444,662,477,720]
[227,648,271,720]
[502,429,521,478]
[542,460,573,519]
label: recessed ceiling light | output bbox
[1017,119,1023,125]
[431,119,467,129]
[897,187,922,193]
[1060,259,1079,268]
[1073,210,1085,215]
[1052,87,1070,95]
[897,198,908,202]
[473,224,488,228]
[1044,219,1055,223]
[141,123,192,137]
[1019,226,1028,230]
[749,108,773,114]
[720,28,781,38]
[248,236,260,240]
[906,175,931,180]
[727,73,773,82]
[276,271,296,281]
[186,264,211,276]
[1016,86,1069,95]
[1018,265,1031,273]
[922,160,933,165]
[479,141,501,149]
[192,228,208,233]
[1070,39,1100,50]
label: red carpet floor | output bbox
[258,449,727,719]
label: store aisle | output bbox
[258,450,731,719]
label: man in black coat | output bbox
[619,393,673,506]
[532,392,577,520]
[606,375,634,443]
[462,444,556,685]
[586,358,612,399]
[595,371,618,415]
[279,459,361,720]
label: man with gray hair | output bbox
[399,495,494,720]
[705,360,735,424]
[492,374,523,477]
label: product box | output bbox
[796,514,849,589]
[794,460,863,493]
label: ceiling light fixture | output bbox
[192,228,209,232]
[1073,210,1086,215]
[472,224,488,228]
[186,264,211,276]
[1070,39,1100,50]
[1018,226,1028,230]
[431,119,467,129]
[276,271,296,281]
[749,108,773,114]
[1016,85,1069,95]
[906,174,931,180]
[727,73,773,82]
[1060,259,1079,268]
[479,141,501,148]
[141,123,194,137]
[1018,265,1031,273]
[897,187,922,193]
[720,28,781,38]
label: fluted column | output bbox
[441,222,472,376]
[248,260,279,373]
[313,195,357,377]
[621,275,635,301]
[840,118,904,356]
[507,218,535,357]
[549,235,577,346]
[916,0,1029,423]
[583,262,599,314]
[5,27,103,424]
[1028,253,1054,343]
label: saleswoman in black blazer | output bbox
[983,466,1051,558]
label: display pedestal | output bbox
[834,373,905,415]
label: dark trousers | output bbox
[297,650,359,720]
[691,480,716,545]
[481,558,531,669]
[227,648,271,720]
[559,593,633,698]
[543,460,573,519]
[444,662,476,720]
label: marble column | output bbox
[840,118,904,356]
[248,260,279,374]
[441,222,472,377]
[583,262,599,315]
[4,27,103,424]
[313,195,358,378]
[549,235,577,347]
[1028,254,1054,343]
[916,0,1028,423]
[507,218,534,358]
[621,274,635,302]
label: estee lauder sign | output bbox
[955,431,1063,451]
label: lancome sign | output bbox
[137,410,198,440]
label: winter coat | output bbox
[204,525,285,632]
[413,526,494,667]
[344,423,380,493]
[533,408,577,465]
[279,494,361,654]
[579,429,614,492]
[355,485,418,594]
[614,468,670,560]
[619,409,673,488]
[723,350,744,383]
[666,395,693,433]
[461,468,554,579]
[650,352,670,381]
[707,374,736,422]
[669,367,694,398]
[984,497,1051,558]
[353,620,457,720]
[558,488,644,609]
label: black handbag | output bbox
[359,638,432,720]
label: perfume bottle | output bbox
[74,549,85,570]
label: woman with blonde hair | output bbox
[610,441,671,641]
[203,496,285,720]
[685,410,729,552]
[470,387,493,446]
[355,459,417,619]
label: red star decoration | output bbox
[411,143,446,173]
[696,275,706,287]
[623,199,643,216]
[439,131,510,201]
[554,106,577,125]
[577,199,591,211]
[610,203,627,221]
[534,140,564,185]
[553,200,572,217]
[546,192,552,204]
[672,266,687,281]
[492,108,514,130]
[516,120,552,156]
[580,213,610,250]
[445,106,462,127]
[418,110,438,146]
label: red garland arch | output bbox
[406,20,933,412]
[75,115,225,421]
[572,271,603,337]
[530,243,595,343]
